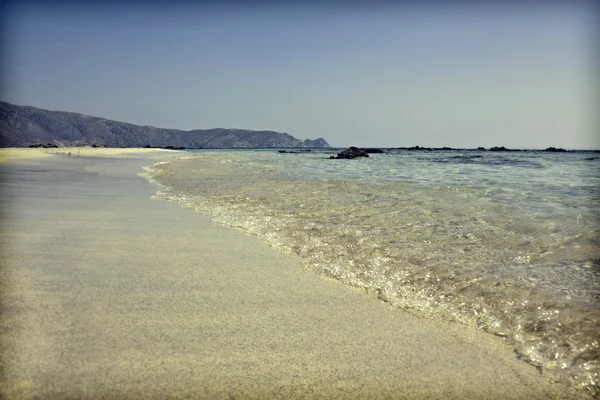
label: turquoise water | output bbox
[143,149,599,393]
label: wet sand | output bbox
[0,152,585,399]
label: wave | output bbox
[142,152,600,395]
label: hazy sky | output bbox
[1,1,597,148]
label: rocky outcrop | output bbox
[329,146,376,159]
[489,146,522,152]
[362,148,385,153]
[0,101,330,149]
[278,149,312,154]
[28,143,59,148]
[398,146,454,151]
[395,145,432,151]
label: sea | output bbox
[142,148,599,394]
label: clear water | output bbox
[142,149,600,393]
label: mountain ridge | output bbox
[0,101,330,149]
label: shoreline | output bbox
[0,147,180,163]
[0,153,587,399]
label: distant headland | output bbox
[0,101,330,149]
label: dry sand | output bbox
[0,153,587,399]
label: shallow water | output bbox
[143,149,600,393]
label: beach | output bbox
[0,149,586,399]
[0,146,177,163]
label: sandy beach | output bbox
[0,146,178,163]
[0,150,585,399]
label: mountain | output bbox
[0,101,330,149]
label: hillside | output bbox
[0,102,330,149]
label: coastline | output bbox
[0,147,179,163]
[0,153,587,399]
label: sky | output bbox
[1,1,598,149]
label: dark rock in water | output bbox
[396,146,455,151]
[395,146,446,151]
[362,148,384,153]
[408,145,432,151]
[279,149,312,154]
[489,146,521,152]
[477,147,486,150]
[330,146,370,159]
[545,147,567,152]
